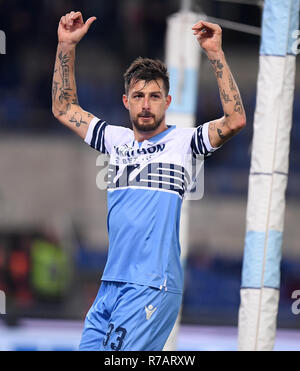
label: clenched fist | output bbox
[58,11,97,45]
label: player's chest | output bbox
[110,138,179,166]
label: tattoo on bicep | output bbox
[69,112,88,128]
[221,89,232,104]
[217,128,226,140]
[209,122,216,131]
[216,117,234,141]
[217,126,233,141]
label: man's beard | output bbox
[131,111,165,133]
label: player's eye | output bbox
[151,94,161,99]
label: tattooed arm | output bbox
[52,11,97,139]
[192,21,246,148]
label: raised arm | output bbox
[192,21,246,148]
[52,11,97,139]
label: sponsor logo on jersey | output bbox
[115,143,166,158]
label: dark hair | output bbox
[124,57,170,96]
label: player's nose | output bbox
[142,96,150,110]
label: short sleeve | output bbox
[84,117,134,155]
[191,122,220,157]
[84,117,109,154]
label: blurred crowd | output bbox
[0,0,179,132]
[0,0,299,192]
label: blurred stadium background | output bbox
[0,0,300,350]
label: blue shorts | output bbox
[79,281,182,351]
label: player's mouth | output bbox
[140,116,153,121]
[139,113,154,121]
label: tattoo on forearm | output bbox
[207,55,245,142]
[210,59,224,79]
[58,51,72,104]
[72,93,79,105]
[69,112,88,127]
[59,90,71,104]
[229,75,237,92]
[233,94,244,114]
[221,89,232,104]
[52,81,59,100]
[59,103,71,116]
[59,51,70,89]
[53,47,85,123]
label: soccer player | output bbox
[52,11,246,351]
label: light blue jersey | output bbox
[84,117,218,294]
[81,118,219,351]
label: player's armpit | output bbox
[208,115,243,148]
[52,104,95,140]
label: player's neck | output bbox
[134,123,169,143]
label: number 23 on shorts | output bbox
[103,323,127,351]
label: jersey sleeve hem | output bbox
[202,122,221,152]
[84,117,101,145]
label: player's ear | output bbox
[166,95,172,109]
[123,94,129,110]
